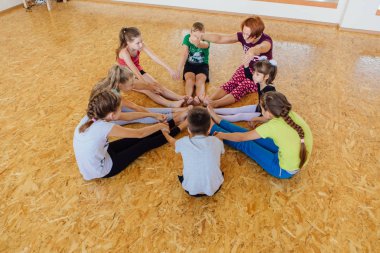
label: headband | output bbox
[269,59,277,66]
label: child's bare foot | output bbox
[207,105,222,124]
[186,96,194,105]
[193,96,201,105]
[170,99,185,108]
[173,105,192,123]
[200,95,211,107]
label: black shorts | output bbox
[183,62,209,82]
[139,70,146,75]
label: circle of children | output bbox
[73,16,313,197]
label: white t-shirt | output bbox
[175,135,225,196]
[73,116,115,180]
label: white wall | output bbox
[340,0,380,32]
[0,0,22,12]
[114,0,348,24]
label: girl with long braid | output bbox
[207,91,312,179]
[73,89,187,180]
[91,64,189,125]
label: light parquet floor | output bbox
[0,1,379,252]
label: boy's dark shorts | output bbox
[183,62,209,82]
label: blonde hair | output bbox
[91,64,134,98]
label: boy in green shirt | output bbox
[177,22,210,105]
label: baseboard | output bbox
[339,27,380,36]
[0,0,23,13]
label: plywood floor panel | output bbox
[0,1,379,252]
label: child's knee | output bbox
[229,92,241,102]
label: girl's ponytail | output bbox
[79,89,121,133]
[267,60,277,84]
[91,64,134,98]
[282,115,307,168]
[261,91,308,168]
[116,27,141,58]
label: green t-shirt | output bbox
[182,34,210,64]
[255,111,313,171]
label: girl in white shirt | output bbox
[73,89,187,180]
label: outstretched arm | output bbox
[108,122,169,139]
[248,116,269,129]
[177,45,189,77]
[142,43,178,79]
[215,129,261,142]
[243,41,272,65]
[189,37,210,49]
[161,130,177,146]
[201,33,238,44]
[118,50,146,82]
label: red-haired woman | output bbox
[201,16,273,107]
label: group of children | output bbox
[73,15,313,197]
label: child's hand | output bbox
[213,131,223,140]
[154,113,167,122]
[242,52,252,67]
[169,68,179,80]
[158,122,170,133]
[248,119,260,129]
[189,35,200,47]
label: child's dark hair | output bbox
[187,107,211,135]
[254,60,277,84]
[260,91,308,168]
[192,22,205,32]
[116,27,141,58]
[91,64,134,98]
[241,16,265,39]
[79,89,121,133]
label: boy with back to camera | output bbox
[162,107,224,197]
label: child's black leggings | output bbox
[103,119,179,178]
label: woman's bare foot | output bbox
[207,105,222,124]
[169,99,185,108]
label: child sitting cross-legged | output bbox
[162,107,225,197]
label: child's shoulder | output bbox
[207,136,223,144]
[182,34,191,43]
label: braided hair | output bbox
[116,27,141,58]
[261,91,308,168]
[91,64,134,98]
[79,89,121,133]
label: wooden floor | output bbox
[1,1,379,252]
